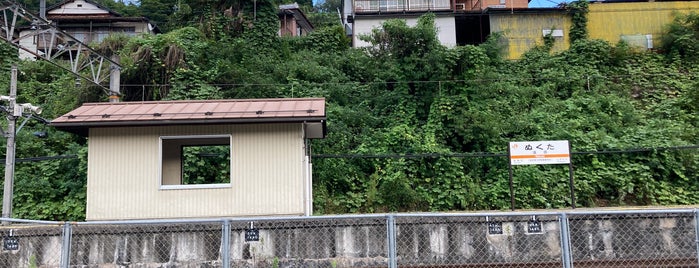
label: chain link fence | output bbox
[0,219,63,267]
[0,209,697,267]
[567,211,698,268]
[394,214,564,267]
[69,221,223,266]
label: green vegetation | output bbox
[567,0,589,43]
[661,12,699,63]
[0,1,697,220]
[182,144,231,185]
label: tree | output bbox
[661,12,699,63]
[139,0,180,32]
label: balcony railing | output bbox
[354,0,452,13]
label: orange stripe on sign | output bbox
[510,154,570,159]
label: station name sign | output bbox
[509,140,570,165]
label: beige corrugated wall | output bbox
[86,123,305,220]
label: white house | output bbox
[341,0,530,48]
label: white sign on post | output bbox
[509,140,570,165]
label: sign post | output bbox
[508,140,575,210]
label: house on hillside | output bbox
[51,98,326,221]
[342,0,529,48]
[342,0,699,59]
[17,0,313,59]
[343,0,458,47]
[279,3,314,37]
[18,0,158,60]
[45,0,158,41]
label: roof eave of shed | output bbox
[50,116,327,137]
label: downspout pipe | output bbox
[694,208,699,268]
[302,123,312,216]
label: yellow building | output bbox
[587,1,699,49]
[488,8,572,59]
[489,1,699,59]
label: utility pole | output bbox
[2,65,18,224]
[1,64,42,225]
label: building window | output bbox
[160,135,231,189]
[120,27,137,37]
[71,32,87,43]
[95,32,110,43]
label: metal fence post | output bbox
[559,213,573,268]
[694,208,699,268]
[60,222,72,268]
[387,214,397,268]
[222,219,231,268]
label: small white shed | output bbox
[51,98,326,221]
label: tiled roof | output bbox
[51,98,326,135]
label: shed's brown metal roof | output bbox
[51,98,326,136]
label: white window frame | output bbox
[159,134,233,190]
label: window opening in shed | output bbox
[161,135,231,189]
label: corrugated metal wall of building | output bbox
[86,123,305,220]
[587,1,699,49]
[489,1,699,60]
[489,12,571,59]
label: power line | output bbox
[574,145,699,155]
[314,145,699,159]
[3,145,697,163]
[16,155,78,162]
[315,152,508,159]
[0,155,78,164]
[114,72,699,89]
